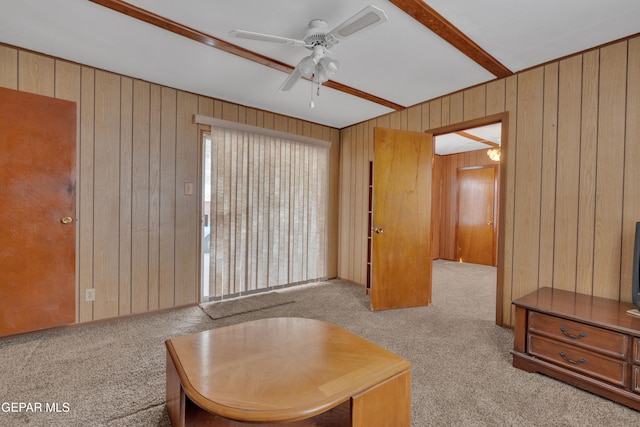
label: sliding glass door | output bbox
[201,126,329,301]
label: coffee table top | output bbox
[165,317,410,423]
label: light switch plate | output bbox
[184,182,193,195]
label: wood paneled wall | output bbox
[432,150,499,261]
[339,36,640,327]
[0,44,340,324]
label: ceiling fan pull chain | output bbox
[316,64,321,98]
[309,72,315,108]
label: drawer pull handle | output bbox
[560,327,586,339]
[559,351,586,365]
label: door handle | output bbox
[60,216,73,224]
[374,227,384,234]
[487,221,493,226]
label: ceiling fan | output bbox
[230,5,388,95]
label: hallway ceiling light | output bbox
[487,148,501,161]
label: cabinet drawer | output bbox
[528,312,628,359]
[528,334,628,387]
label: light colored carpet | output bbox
[0,260,639,426]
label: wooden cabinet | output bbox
[512,287,640,411]
[633,338,640,393]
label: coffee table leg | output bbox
[166,351,186,427]
[351,369,411,427]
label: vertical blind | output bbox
[207,125,329,299]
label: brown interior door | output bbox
[456,166,496,266]
[0,87,76,337]
[371,127,432,311]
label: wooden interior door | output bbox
[456,166,496,266]
[371,127,432,311]
[0,87,76,337]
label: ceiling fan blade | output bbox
[326,5,388,44]
[229,29,307,47]
[278,68,303,92]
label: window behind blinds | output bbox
[206,126,329,299]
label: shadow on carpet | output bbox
[200,292,295,320]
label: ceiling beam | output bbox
[389,0,513,78]
[455,131,500,147]
[88,0,404,111]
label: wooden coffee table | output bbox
[165,317,411,426]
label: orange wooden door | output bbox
[456,166,496,266]
[371,128,432,311]
[0,87,76,337]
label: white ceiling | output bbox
[0,0,639,129]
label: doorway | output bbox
[428,113,507,325]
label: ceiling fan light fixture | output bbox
[317,69,329,84]
[297,56,317,79]
[317,57,339,83]
[319,57,339,74]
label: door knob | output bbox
[60,216,73,224]
[487,221,493,226]
[374,227,384,234]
